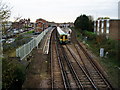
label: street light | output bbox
[35,23,38,32]
[43,23,45,36]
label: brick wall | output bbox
[109,20,120,40]
[36,18,48,32]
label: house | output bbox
[35,18,48,32]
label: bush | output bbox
[78,30,118,60]
[2,58,26,89]
[83,30,96,40]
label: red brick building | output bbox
[94,18,120,40]
[35,18,48,32]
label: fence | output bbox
[16,27,52,60]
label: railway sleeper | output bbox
[82,84,93,88]
[92,76,101,79]
[97,85,108,88]
[79,77,89,80]
[97,82,106,85]
[91,74,100,77]
[81,82,91,84]
[93,79,104,82]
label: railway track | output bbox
[50,28,113,89]
[51,29,74,89]
[64,45,97,89]
[75,41,113,89]
[63,29,113,89]
[58,44,83,89]
[50,30,66,89]
[51,29,84,89]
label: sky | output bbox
[3,0,120,23]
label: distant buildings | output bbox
[35,18,74,32]
[58,22,74,28]
[12,18,31,29]
[94,17,120,40]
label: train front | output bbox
[57,27,68,44]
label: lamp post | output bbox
[35,23,37,32]
[43,23,45,36]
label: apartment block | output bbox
[94,18,120,40]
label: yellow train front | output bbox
[57,27,68,44]
[59,34,68,44]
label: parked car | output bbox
[19,29,23,33]
[6,38,15,44]
[13,30,19,34]
[33,32,41,35]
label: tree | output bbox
[74,14,94,32]
[0,1,11,21]
[0,0,11,34]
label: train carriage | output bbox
[57,27,68,44]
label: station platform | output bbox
[40,28,54,54]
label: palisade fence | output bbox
[16,27,52,60]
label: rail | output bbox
[76,40,113,89]
[66,45,97,89]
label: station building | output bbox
[94,18,120,40]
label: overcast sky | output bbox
[4,0,120,23]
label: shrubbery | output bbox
[78,30,119,63]
[83,30,96,40]
[2,58,26,89]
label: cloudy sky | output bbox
[3,0,120,23]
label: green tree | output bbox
[74,14,94,32]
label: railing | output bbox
[16,39,36,60]
[16,27,52,60]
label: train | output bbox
[57,27,71,44]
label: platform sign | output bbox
[100,48,104,57]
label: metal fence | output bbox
[16,27,52,60]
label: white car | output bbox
[6,38,15,44]
[19,29,23,33]
[13,30,19,34]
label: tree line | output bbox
[74,14,94,32]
